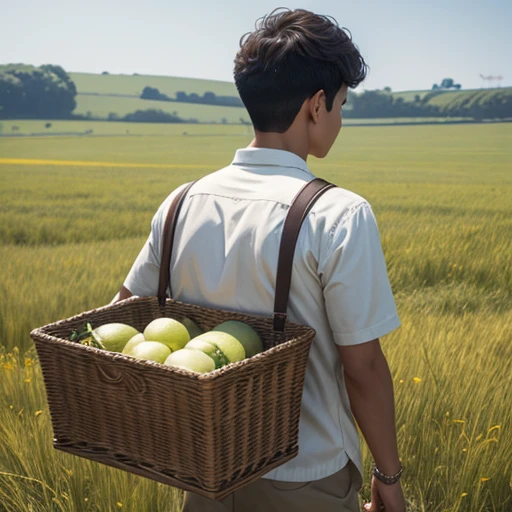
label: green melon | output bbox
[193,332,245,364]
[127,341,171,364]
[143,317,190,351]
[185,338,225,368]
[212,321,263,358]
[164,349,215,373]
[92,323,140,353]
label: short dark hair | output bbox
[234,8,368,132]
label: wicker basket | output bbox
[30,177,335,500]
[30,296,315,500]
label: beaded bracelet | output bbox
[372,463,404,485]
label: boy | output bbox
[114,8,406,512]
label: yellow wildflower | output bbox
[461,493,468,497]
[35,410,43,417]
[25,358,34,368]
[24,378,31,384]
[413,377,421,383]
[480,477,491,483]
[3,363,14,371]
[475,434,483,441]
[452,420,465,424]
[399,379,405,384]
[116,502,123,508]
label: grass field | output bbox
[0,122,511,511]
[0,118,477,138]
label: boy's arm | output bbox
[110,286,133,304]
[337,339,401,475]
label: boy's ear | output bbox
[309,89,326,123]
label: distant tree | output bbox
[216,95,244,107]
[383,87,392,93]
[123,109,185,123]
[176,91,188,102]
[188,93,201,103]
[221,117,227,124]
[140,86,172,102]
[11,125,19,132]
[45,122,52,128]
[414,95,421,103]
[141,86,162,100]
[86,111,93,119]
[432,78,462,91]
[102,71,109,75]
[440,78,454,89]
[0,64,77,119]
[40,64,77,96]
[203,91,216,103]
[107,112,119,121]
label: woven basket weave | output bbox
[30,295,315,500]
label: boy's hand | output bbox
[363,477,406,512]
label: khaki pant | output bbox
[182,460,362,512]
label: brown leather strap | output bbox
[158,181,197,306]
[273,178,336,331]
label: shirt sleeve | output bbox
[123,183,190,297]
[319,201,400,346]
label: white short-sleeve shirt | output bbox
[124,147,401,483]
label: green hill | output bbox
[69,72,248,124]
[69,72,239,98]
[393,87,512,109]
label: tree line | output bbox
[141,87,244,107]
[1,64,510,122]
[344,89,512,120]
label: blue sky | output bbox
[2,0,511,91]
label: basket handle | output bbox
[157,177,336,331]
[273,178,335,331]
[158,181,197,306]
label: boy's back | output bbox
[117,7,407,512]
[124,146,399,483]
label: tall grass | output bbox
[0,123,511,510]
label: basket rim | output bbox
[30,295,316,382]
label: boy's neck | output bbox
[248,129,308,162]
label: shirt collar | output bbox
[231,147,314,178]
